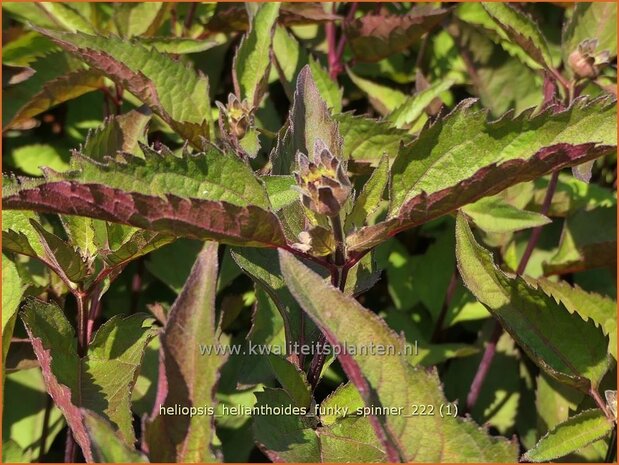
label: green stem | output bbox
[330,213,346,270]
[308,213,347,390]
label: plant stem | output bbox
[38,395,53,462]
[129,258,145,315]
[466,170,560,412]
[431,269,458,343]
[64,431,76,463]
[605,425,617,463]
[76,292,89,358]
[590,387,615,421]
[182,2,198,37]
[308,213,347,390]
[334,2,358,71]
[326,4,338,79]
[331,214,346,270]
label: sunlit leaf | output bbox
[524,409,614,462]
[456,214,611,392]
[280,249,518,462]
[144,243,225,462]
[37,28,212,145]
[21,299,159,461]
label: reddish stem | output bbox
[334,2,358,74]
[326,5,338,79]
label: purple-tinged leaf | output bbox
[35,28,211,146]
[280,250,518,462]
[481,3,553,69]
[4,69,103,131]
[144,242,225,462]
[456,214,611,392]
[344,9,449,63]
[21,299,158,462]
[3,180,287,248]
[271,65,342,175]
[349,143,614,251]
[81,106,152,161]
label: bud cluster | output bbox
[293,139,352,217]
[216,93,255,139]
[568,39,611,79]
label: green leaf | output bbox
[3,368,65,461]
[233,3,280,107]
[21,300,158,462]
[30,219,89,284]
[388,78,454,129]
[462,196,551,233]
[2,210,44,258]
[36,28,211,146]
[2,439,27,463]
[280,250,518,462]
[348,96,617,251]
[145,239,202,293]
[451,13,543,116]
[308,56,342,114]
[562,3,617,65]
[411,225,456,320]
[481,3,554,69]
[144,242,225,462]
[346,68,406,116]
[3,52,103,130]
[30,220,89,283]
[231,248,314,350]
[254,384,387,462]
[524,409,614,462]
[268,355,311,408]
[270,65,342,175]
[102,228,175,268]
[113,2,168,38]
[2,31,58,66]
[9,144,70,177]
[2,3,58,28]
[36,2,95,34]
[346,154,390,231]
[83,411,148,463]
[253,388,321,462]
[344,9,449,63]
[4,149,287,248]
[536,371,585,435]
[536,278,617,359]
[533,173,616,217]
[68,145,270,208]
[2,254,25,372]
[391,97,616,216]
[455,214,611,392]
[151,37,220,56]
[544,207,617,275]
[335,112,413,166]
[262,175,297,211]
[81,106,152,161]
[271,24,342,114]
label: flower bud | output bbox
[568,39,610,79]
[294,139,352,217]
[216,93,255,139]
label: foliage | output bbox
[2,2,616,463]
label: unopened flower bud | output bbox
[293,139,352,217]
[568,39,610,79]
[216,93,255,139]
